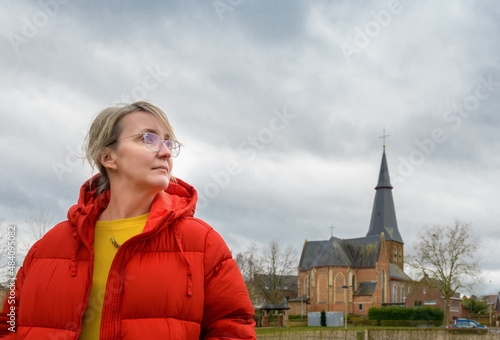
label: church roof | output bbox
[356,282,377,296]
[389,263,412,281]
[299,235,382,271]
[366,148,404,243]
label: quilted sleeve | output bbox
[0,242,38,339]
[200,229,256,340]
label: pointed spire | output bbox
[376,148,393,189]
[366,146,403,243]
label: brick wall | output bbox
[405,280,463,321]
[385,240,404,270]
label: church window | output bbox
[334,273,345,303]
[423,287,426,294]
[358,304,363,311]
[401,286,405,301]
[352,275,356,291]
[398,248,402,262]
[393,248,397,261]
[392,285,397,302]
[317,273,327,303]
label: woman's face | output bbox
[106,111,174,196]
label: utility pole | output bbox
[342,284,348,330]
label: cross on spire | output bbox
[379,128,390,148]
[330,224,335,237]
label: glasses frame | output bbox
[113,132,181,157]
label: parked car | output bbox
[446,319,487,329]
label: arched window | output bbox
[352,274,356,292]
[392,285,397,302]
[317,273,327,303]
[398,248,402,262]
[401,286,405,302]
[334,272,345,303]
[393,248,397,261]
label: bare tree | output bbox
[407,220,482,325]
[21,208,54,253]
[254,240,297,304]
[234,240,297,305]
[234,243,258,283]
[234,244,260,303]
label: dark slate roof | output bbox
[389,263,412,281]
[356,282,377,296]
[255,274,298,291]
[343,235,382,267]
[366,150,404,243]
[299,235,381,271]
[299,240,328,271]
[260,299,290,310]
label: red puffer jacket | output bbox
[0,176,256,339]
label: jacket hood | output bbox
[66,174,199,276]
[68,174,198,230]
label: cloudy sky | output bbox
[1,0,499,295]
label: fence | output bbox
[470,313,498,327]
[257,328,500,340]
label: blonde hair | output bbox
[85,101,178,195]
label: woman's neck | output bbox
[101,189,157,221]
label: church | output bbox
[297,146,412,315]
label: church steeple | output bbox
[366,146,403,244]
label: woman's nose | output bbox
[157,141,172,158]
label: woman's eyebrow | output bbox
[142,128,170,139]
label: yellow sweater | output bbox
[79,213,149,340]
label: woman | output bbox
[0,102,256,339]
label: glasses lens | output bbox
[165,140,180,157]
[144,133,161,151]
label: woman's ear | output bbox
[99,149,117,172]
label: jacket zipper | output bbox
[103,223,170,340]
[101,212,174,340]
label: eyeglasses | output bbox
[115,132,181,157]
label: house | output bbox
[480,294,500,315]
[404,275,463,321]
[295,146,412,316]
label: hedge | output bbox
[368,306,443,325]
